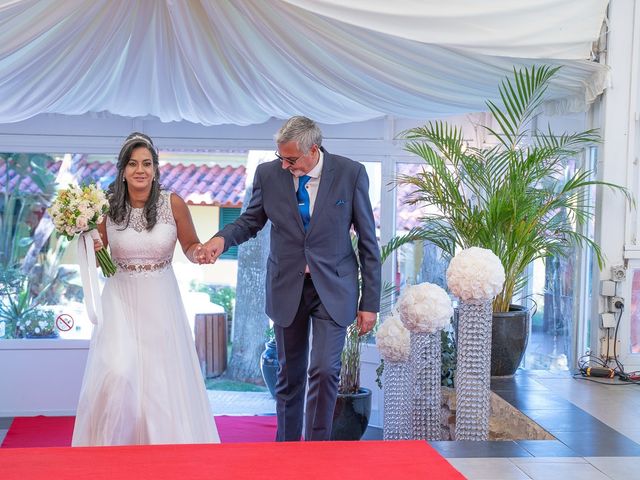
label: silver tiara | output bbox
[123,135,153,147]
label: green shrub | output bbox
[16,308,58,338]
[192,283,236,321]
[0,268,57,338]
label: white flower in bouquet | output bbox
[375,312,410,362]
[398,282,453,333]
[48,184,116,277]
[76,215,89,230]
[447,247,505,301]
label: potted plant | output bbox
[331,322,372,440]
[331,241,398,440]
[260,325,278,398]
[391,65,630,376]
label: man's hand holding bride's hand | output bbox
[202,236,225,264]
[186,243,207,264]
[190,243,208,264]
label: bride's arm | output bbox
[92,221,109,266]
[170,192,205,264]
[96,220,108,249]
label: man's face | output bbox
[276,142,318,177]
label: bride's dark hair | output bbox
[108,132,161,230]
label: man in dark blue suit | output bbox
[203,116,381,441]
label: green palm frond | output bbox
[486,65,560,149]
[535,126,600,156]
[388,65,633,313]
[381,227,431,263]
[380,281,398,312]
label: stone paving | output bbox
[207,390,276,415]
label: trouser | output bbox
[274,276,347,441]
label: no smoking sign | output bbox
[55,314,74,332]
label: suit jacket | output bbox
[216,148,381,327]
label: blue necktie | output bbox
[297,175,311,231]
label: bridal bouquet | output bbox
[48,183,117,277]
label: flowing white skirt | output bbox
[72,267,219,445]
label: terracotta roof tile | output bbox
[1,156,246,208]
[0,159,62,195]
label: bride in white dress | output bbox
[72,132,219,446]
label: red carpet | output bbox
[0,440,465,479]
[1,415,278,448]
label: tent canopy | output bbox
[0,0,610,126]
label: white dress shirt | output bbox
[293,149,323,216]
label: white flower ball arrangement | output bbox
[397,282,453,333]
[446,247,505,301]
[375,313,410,362]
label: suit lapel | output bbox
[306,150,335,236]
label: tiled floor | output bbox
[447,456,640,480]
[2,371,640,479]
[438,370,640,479]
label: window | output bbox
[394,162,449,291]
[219,208,242,260]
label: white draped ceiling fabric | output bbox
[0,0,609,126]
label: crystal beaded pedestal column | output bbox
[455,300,493,441]
[383,360,411,440]
[410,331,442,440]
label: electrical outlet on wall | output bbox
[611,265,626,282]
[600,280,616,297]
[608,296,625,312]
[601,312,616,328]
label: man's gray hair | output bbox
[275,116,323,153]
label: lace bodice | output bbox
[107,190,176,276]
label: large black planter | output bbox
[330,387,372,441]
[260,339,278,398]
[491,305,530,377]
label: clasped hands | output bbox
[190,237,225,264]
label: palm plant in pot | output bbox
[331,322,371,440]
[331,241,397,440]
[392,65,630,376]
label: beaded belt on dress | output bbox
[115,258,172,276]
